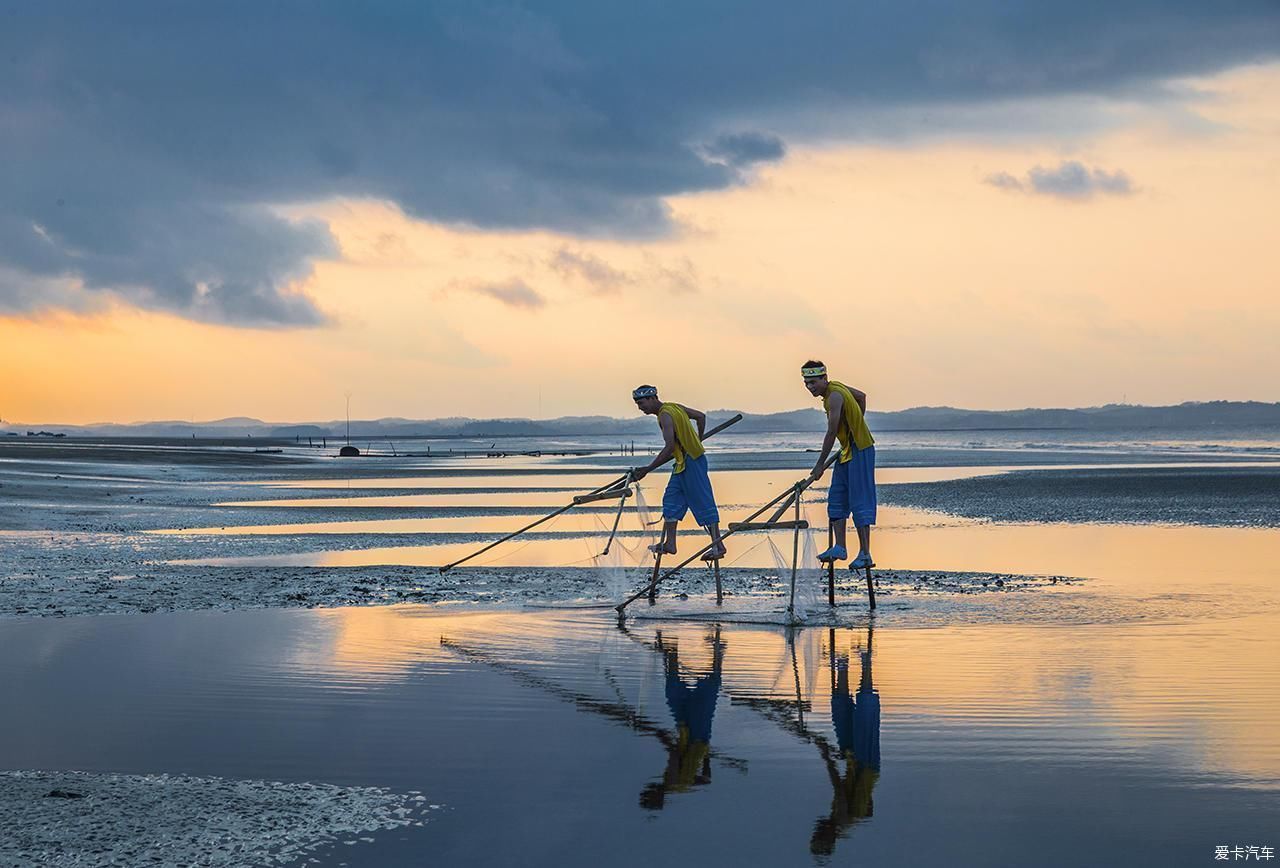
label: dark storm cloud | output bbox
[2,1,1277,324]
[986,161,1136,199]
[704,132,788,168]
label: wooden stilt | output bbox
[865,564,876,611]
[827,525,836,607]
[713,559,723,606]
[648,549,663,604]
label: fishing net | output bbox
[584,481,661,600]
[764,497,825,624]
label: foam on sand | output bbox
[0,769,438,866]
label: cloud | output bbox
[549,249,630,295]
[2,2,1276,323]
[986,161,1136,199]
[984,171,1026,192]
[466,279,546,310]
[704,132,787,169]
[549,248,700,295]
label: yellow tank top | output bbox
[659,402,704,474]
[823,381,874,463]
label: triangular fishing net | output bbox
[585,481,662,600]
[763,494,825,624]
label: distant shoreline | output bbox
[5,399,1280,439]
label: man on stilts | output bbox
[802,361,877,569]
[630,385,727,561]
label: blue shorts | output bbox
[828,445,876,526]
[662,454,720,526]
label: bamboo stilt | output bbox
[648,549,663,604]
[827,525,836,607]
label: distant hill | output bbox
[3,401,1278,439]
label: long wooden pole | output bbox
[616,454,838,614]
[439,414,742,573]
[599,477,633,556]
[787,484,801,621]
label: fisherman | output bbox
[811,626,881,855]
[639,628,725,809]
[802,361,877,568]
[629,385,726,561]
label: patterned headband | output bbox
[801,365,827,379]
[632,385,658,400]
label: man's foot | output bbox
[849,552,875,569]
[649,541,677,555]
[817,545,848,563]
[700,543,727,562]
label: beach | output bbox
[2,429,1279,865]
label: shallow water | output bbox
[1,606,1275,866]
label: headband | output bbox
[801,365,827,379]
[632,385,658,400]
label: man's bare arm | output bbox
[809,391,844,481]
[682,405,707,439]
[632,414,678,480]
[848,386,867,415]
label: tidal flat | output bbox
[1,430,1278,865]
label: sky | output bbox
[2,2,1279,424]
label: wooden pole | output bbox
[599,477,632,557]
[766,489,799,525]
[864,564,876,611]
[616,453,839,614]
[713,559,722,606]
[787,484,800,621]
[441,414,741,573]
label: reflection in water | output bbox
[619,620,884,860]
[640,628,725,810]
[437,629,750,782]
[812,626,881,857]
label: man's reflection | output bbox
[811,625,881,856]
[640,628,725,810]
